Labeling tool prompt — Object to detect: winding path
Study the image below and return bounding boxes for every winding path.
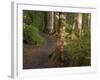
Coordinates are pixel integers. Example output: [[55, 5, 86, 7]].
[[23, 32, 57, 69]]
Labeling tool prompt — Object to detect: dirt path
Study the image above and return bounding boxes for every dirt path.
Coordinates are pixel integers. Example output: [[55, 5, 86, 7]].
[[23, 32, 57, 69]]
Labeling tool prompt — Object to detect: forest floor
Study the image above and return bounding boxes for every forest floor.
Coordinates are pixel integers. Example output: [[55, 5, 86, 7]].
[[23, 32, 57, 69]]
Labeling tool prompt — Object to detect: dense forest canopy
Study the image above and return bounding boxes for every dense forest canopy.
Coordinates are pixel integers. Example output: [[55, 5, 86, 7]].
[[23, 10, 91, 68]]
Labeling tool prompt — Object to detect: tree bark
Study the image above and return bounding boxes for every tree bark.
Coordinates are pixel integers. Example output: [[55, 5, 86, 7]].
[[43, 12, 47, 32], [72, 13, 82, 40], [50, 12, 66, 66], [88, 14, 91, 32], [46, 12, 54, 34], [57, 12, 66, 53], [77, 13, 82, 34], [54, 12, 59, 34]]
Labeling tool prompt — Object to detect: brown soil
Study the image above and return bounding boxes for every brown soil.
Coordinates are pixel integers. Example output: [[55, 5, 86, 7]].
[[23, 32, 57, 69]]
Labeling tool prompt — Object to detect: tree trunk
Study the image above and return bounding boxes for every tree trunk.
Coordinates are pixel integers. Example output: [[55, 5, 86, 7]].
[[72, 13, 82, 40], [43, 12, 47, 32], [77, 13, 82, 34], [88, 14, 91, 32], [46, 12, 54, 34], [54, 12, 59, 34], [50, 12, 66, 66], [57, 12, 66, 53]]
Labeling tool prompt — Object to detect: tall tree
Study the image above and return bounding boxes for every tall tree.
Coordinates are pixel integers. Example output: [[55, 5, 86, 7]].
[[50, 12, 66, 66], [46, 12, 54, 34], [72, 13, 82, 40], [42, 12, 47, 32], [77, 13, 82, 34], [88, 14, 91, 31], [57, 12, 66, 52], [54, 12, 59, 34]]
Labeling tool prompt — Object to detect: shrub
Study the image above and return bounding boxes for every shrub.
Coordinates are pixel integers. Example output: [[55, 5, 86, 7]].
[[64, 30, 91, 66], [66, 24, 73, 34], [23, 24, 44, 46]]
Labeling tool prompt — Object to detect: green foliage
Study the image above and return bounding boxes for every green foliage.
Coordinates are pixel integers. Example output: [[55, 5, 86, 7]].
[[65, 24, 73, 40], [23, 10, 45, 31], [64, 29, 91, 66], [82, 13, 89, 31], [66, 24, 73, 34], [66, 13, 75, 25], [23, 24, 44, 46], [23, 11, 34, 25]]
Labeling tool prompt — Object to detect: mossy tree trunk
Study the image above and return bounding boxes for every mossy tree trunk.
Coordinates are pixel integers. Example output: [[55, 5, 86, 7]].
[[50, 12, 66, 66], [57, 12, 66, 55]]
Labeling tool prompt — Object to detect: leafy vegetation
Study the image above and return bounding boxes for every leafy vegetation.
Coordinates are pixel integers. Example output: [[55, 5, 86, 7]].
[[23, 24, 44, 46], [64, 27, 90, 66]]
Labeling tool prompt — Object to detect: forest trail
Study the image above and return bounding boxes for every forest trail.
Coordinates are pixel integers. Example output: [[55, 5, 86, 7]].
[[23, 32, 57, 69]]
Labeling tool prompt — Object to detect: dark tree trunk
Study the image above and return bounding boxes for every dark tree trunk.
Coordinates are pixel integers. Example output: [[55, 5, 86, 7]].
[[43, 12, 47, 32]]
